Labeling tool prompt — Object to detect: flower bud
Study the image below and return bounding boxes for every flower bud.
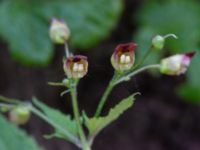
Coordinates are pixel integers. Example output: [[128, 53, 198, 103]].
[[0, 106, 10, 113], [9, 106, 31, 125], [160, 52, 196, 75], [63, 55, 88, 79], [152, 34, 178, 50], [111, 43, 137, 72], [152, 35, 165, 50], [49, 18, 70, 44]]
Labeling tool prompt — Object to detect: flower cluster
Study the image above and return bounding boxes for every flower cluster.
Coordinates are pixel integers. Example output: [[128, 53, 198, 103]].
[[0, 18, 197, 150], [49, 20, 196, 78]]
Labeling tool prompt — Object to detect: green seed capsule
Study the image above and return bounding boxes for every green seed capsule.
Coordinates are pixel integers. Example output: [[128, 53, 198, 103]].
[[9, 106, 31, 125]]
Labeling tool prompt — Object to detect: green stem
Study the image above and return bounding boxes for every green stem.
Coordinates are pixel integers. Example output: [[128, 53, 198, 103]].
[[94, 81, 114, 117], [94, 64, 160, 118], [116, 64, 161, 84], [0, 96, 20, 104], [65, 42, 70, 58], [163, 33, 178, 39], [94, 46, 153, 118], [70, 86, 90, 150], [94, 73, 119, 117], [95, 82, 114, 117]]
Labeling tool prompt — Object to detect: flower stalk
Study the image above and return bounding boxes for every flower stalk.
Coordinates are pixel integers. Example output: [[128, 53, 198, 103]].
[[64, 42, 70, 58], [116, 64, 161, 84], [70, 83, 91, 150], [94, 76, 116, 117]]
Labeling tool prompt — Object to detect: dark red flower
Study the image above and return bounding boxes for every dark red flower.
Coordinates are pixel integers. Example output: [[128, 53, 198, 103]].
[[111, 43, 137, 72]]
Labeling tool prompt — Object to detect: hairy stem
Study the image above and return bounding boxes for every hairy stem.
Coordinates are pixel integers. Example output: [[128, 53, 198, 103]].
[[0, 96, 20, 104], [65, 42, 70, 58], [70, 86, 90, 150], [94, 81, 115, 117], [94, 73, 120, 117], [94, 64, 160, 118], [116, 64, 161, 84], [163, 33, 178, 39]]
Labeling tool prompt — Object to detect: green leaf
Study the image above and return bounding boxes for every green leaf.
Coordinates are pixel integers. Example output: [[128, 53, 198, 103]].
[[134, 0, 200, 102], [0, 1, 53, 66], [177, 53, 200, 102], [0, 114, 42, 150], [178, 84, 200, 104], [32, 98, 78, 141], [0, 0, 123, 65], [84, 95, 135, 136]]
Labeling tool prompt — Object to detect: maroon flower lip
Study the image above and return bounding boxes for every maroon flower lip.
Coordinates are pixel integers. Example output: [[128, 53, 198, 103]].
[[111, 43, 136, 72], [67, 55, 88, 64], [185, 51, 196, 58], [114, 42, 137, 60], [115, 42, 138, 53]]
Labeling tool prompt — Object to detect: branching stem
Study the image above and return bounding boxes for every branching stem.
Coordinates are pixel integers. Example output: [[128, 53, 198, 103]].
[[116, 64, 161, 84], [94, 64, 160, 117]]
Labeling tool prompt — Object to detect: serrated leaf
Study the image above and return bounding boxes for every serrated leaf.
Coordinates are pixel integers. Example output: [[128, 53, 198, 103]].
[[0, 1, 53, 66], [0, 114, 42, 150], [84, 95, 135, 136], [32, 98, 78, 141], [134, 0, 200, 102]]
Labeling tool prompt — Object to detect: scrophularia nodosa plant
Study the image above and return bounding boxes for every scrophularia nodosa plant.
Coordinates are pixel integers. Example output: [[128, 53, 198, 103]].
[[0, 18, 196, 150]]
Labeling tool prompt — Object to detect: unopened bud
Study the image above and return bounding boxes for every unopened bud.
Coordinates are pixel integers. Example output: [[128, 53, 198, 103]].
[[152, 35, 165, 50], [49, 18, 70, 44], [63, 55, 88, 79], [160, 52, 196, 75], [111, 43, 137, 72], [152, 34, 178, 50], [9, 106, 31, 125]]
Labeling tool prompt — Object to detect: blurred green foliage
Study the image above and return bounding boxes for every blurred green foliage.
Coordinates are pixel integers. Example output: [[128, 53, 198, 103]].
[[134, 0, 200, 103], [0, 0, 123, 66], [0, 114, 41, 150]]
